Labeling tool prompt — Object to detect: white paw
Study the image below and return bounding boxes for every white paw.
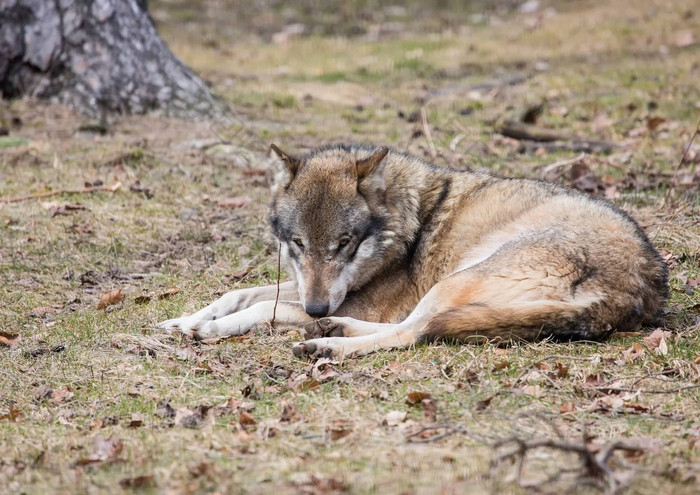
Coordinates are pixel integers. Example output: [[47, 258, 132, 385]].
[[156, 316, 204, 337]]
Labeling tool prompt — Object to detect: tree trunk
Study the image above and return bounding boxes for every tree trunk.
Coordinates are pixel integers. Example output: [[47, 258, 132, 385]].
[[0, 0, 228, 118]]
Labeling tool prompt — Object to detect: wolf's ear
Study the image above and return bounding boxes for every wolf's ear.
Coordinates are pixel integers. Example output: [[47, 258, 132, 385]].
[[356, 148, 389, 181], [270, 144, 301, 178]]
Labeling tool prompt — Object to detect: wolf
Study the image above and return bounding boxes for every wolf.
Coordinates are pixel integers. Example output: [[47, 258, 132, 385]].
[[157, 144, 668, 359]]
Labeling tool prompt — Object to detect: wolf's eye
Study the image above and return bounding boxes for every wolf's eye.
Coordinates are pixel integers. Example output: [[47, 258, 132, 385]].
[[337, 236, 351, 251], [293, 238, 304, 249]]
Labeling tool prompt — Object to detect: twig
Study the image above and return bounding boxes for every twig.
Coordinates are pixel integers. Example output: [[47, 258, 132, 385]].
[[270, 232, 282, 329], [590, 383, 700, 395], [406, 424, 461, 443], [491, 426, 648, 494], [663, 117, 700, 206], [0, 182, 122, 204], [420, 107, 437, 159]]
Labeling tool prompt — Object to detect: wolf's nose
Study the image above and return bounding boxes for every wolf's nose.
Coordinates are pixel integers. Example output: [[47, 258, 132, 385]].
[[305, 303, 329, 317]]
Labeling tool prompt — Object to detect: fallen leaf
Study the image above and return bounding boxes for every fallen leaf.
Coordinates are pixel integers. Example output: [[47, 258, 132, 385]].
[[119, 475, 155, 489], [675, 30, 695, 48], [30, 306, 59, 317], [75, 435, 123, 466], [155, 400, 175, 419], [492, 360, 509, 371], [643, 328, 671, 354], [312, 358, 338, 383], [474, 396, 494, 412], [280, 403, 301, 423], [421, 397, 438, 423], [620, 342, 645, 363], [129, 413, 144, 428], [625, 402, 651, 413], [216, 196, 251, 208], [646, 116, 666, 132], [551, 362, 569, 378], [0, 404, 23, 422], [327, 419, 353, 441], [50, 387, 74, 404], [0, 331, 20, 348], [214, 398, 255, 417], [522, 384, 543, 397], [406, 391, 432, 406], [559, 402, 576, 414], [175, 405, 213, 429], [382, 410, 407, 426], [239, 411, 257, 430], [97, 289, 124, 310], [129, 181, 153, 198], [41, 201, 87, 217]]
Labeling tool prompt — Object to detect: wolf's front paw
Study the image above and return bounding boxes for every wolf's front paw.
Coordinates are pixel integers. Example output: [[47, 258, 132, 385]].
[[315, 317, 347, 337], [156, 316, 203, 338], [292, 338, 344, 359]]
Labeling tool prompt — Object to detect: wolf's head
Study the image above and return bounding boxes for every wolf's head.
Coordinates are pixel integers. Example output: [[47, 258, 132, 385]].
[[267, 144, 399, 317]]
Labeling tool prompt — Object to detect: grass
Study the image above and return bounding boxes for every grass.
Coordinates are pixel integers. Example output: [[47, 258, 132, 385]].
[[1, 0, 700, 493]]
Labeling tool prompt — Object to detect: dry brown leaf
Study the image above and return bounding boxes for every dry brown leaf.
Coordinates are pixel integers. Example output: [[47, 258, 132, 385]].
[[474, 395, 494, 412], [406, 391, 432, 406], [620, 342, 645, 363], [327, 419, 353, 441], [128, 413, 144, 428], [312, 358, 338, 383], [0, 331, 20, 348], [643, 328, 671, 354], [382, 410, 407, 426], [551, 362, 569, 379], [625, 402, 651, 413], [239, 411, 257, 429], [50, 387, 74, 404], [97, 289, 124, 309], [522, 384, 542, 397], [0, 404, 23, 422], [155, 400, 175, 419], [119, 475, 155, 489], [217, 196, 251, 208], [492, 360, 509, 371], [30, 306, 59, 317], [646, 116, 666, 132], [175, 405, 212, 429], [75, 435, 123, 466], [421, 397, 438, 423], [280, 403, 301, 423], [559, 402, 576, 414]]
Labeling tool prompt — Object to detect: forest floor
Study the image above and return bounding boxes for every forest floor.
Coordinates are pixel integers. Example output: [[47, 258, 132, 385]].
[[1, 0, 699, 493]]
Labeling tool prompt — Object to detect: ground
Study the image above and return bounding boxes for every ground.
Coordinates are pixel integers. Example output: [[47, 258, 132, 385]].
[[1, 0, 699, 493]]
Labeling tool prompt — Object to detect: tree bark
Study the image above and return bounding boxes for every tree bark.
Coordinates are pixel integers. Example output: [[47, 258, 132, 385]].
[[0, 0, 228, 118]]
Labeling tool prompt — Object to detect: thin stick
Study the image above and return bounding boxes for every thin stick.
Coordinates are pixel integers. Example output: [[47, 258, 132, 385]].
[[663, 117, 700, 206], [0, 182, 122, 204], [270, 232, 282, 329], [420, 107, 437, 159], [591, 383, 700, 395]]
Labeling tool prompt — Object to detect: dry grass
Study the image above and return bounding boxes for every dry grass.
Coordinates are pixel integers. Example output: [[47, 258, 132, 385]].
[[1, 0, 700, 493]]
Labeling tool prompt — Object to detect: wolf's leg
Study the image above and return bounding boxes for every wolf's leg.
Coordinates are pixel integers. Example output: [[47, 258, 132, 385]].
[[314, 316, 395, 337], [292, 251, 599, 358], [192, 300, 314, 339], [157, 281, 298, 334]]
